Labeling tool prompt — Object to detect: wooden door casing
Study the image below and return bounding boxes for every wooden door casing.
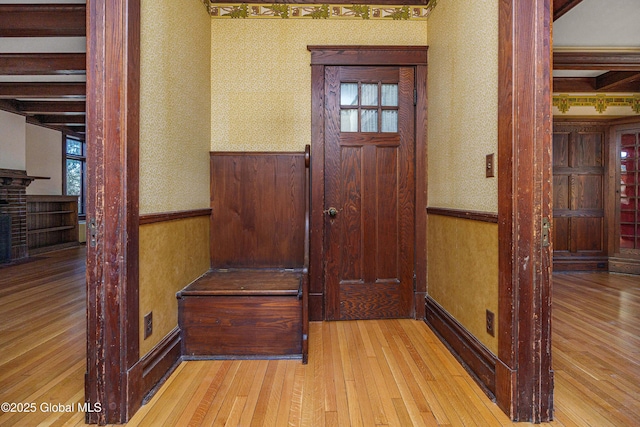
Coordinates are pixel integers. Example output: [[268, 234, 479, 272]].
[[553, 123, 608, 270], [324, 65, 415, 320]]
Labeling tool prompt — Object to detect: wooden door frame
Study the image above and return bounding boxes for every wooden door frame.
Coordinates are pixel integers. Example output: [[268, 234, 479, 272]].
[[307, 46, 429, 322], [85, 0, 141, 423], [497, 0, 553, 421]]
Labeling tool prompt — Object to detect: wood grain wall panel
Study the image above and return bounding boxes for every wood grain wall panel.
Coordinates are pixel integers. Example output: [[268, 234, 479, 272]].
[[553, 217, 570, 252], [210, 153, 306, 269], [553, 122, 608, 271], [553, 133, 569, 167], [574, 217, 603, 252], [574, 175, 602, 210], [180, 296, 302, 357], [553, 176, 569, 210]]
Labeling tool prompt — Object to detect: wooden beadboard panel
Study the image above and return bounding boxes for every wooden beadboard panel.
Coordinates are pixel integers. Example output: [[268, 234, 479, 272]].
[[210, 152, 306, 269]]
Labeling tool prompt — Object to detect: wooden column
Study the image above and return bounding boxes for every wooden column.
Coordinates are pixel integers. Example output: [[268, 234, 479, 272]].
[[85, 0, 140, 423], [497, 0, 553, 422]]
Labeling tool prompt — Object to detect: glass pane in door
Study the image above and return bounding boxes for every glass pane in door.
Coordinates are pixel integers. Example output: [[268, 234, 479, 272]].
[[620, 132, 640, 250]]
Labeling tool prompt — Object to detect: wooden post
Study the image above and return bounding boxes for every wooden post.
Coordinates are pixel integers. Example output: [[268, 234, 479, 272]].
[[85, 0, 140, 423], [497, 0, 554, 421]]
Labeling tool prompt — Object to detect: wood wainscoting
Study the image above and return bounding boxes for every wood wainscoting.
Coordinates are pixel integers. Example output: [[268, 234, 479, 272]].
[[177, 150, 310, 362], [552, 121, 609, 271]]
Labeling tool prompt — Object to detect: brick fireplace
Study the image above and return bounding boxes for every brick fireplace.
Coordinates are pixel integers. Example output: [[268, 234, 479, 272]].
[[0, 169, 37, 263]]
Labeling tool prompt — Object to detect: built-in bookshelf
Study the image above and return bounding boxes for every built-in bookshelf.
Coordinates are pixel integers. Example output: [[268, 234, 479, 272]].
[[26, 195, 79, 254]]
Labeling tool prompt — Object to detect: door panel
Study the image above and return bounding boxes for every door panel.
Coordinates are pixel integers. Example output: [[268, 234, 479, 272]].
[[324, 65, 415, 320]]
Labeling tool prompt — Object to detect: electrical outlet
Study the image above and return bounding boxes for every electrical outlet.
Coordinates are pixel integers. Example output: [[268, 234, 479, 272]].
[[144, 312, 153, 339], [486, 310, 495, 337]]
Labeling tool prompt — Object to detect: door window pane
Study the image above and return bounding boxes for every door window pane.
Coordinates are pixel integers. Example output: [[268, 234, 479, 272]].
[[381, 110, 398, 133], [341, 109, 358, 132], [341, 83, 358, 106], [361, 110, 378, 132], [361, 84, 378, 106], [381, 84, 398, 106]]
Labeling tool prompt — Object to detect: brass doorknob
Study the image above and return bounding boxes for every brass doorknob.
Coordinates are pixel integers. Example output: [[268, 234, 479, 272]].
[[327, 207, 338, 217]]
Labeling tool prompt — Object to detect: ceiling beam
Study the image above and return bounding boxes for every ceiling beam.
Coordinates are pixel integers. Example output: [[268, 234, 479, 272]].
[[596, 71, 640, 91], [553, 76, 640, 93], [0, 4, 86, 37], [17, 101, 86, 115], [0, 83, 86, 99], [0, 53, 86, 75], [36, 115, 86, 125], [553, 0, 584, 21], [553, 77, 595, 92], [554, 51, 640, 71]]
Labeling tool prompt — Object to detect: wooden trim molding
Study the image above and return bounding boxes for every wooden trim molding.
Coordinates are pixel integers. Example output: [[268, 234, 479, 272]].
[[425, 297, 497, 398], [309, 46, 428, 66], [139, 208, 212, 225], [553, 50, 640, 71], [132, 328, 182, 405], [427, 207, 498, 223]]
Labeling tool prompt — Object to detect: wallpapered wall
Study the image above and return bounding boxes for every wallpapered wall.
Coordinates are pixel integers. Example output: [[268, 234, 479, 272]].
[[427, 0, 498, 213], [138, 0, 212, 356], [140, 0, 211, 214], [210, 19, 428, 152], [426, 0, 499, 353]]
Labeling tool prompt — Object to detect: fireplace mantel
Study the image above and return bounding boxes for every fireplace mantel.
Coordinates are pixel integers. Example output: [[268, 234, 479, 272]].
[[0, 168, 46, 262], [0, 169, 48, 188]]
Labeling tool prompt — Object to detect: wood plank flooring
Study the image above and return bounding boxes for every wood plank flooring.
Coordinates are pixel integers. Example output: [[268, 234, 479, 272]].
[[0, 248, 86, 426], [1, 248, 639, 426]]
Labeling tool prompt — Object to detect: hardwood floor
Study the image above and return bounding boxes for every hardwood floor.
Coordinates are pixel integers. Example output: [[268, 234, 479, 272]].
[[0, 247, 86, 426], [1, 248, 638, 426]]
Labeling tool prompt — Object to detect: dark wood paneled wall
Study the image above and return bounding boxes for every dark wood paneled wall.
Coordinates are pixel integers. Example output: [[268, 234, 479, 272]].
[[553, 122, 608, 271], [210, 152, 306, 269]]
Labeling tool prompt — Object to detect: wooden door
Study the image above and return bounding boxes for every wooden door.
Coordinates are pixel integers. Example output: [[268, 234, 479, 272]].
[[324, 66, 415, 320], [552, 123, 607, 270]]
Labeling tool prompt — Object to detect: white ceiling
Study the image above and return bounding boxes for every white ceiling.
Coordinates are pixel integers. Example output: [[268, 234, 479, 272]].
[[553, 0, 640, 48]]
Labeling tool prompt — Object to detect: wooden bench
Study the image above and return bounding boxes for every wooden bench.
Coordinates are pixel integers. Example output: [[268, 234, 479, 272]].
[[177, 147, 310, 363]]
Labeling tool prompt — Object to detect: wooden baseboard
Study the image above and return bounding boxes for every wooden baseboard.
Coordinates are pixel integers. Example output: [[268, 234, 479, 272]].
[[127, 327, 182, 414], [414, 291, 426, 319], [425, 297, 497, 398], [553, 257, 609, 271], [309, 293, 323, 321], [609, 256, 640, 275]]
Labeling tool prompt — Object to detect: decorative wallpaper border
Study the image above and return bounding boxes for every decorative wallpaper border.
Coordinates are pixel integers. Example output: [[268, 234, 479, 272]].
[[553, 94, 640, 115], [202, 0, 437, 19]]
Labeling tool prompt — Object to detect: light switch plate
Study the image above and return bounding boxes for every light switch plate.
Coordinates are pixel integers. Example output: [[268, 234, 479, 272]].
[[486, 153, 495, 178]]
